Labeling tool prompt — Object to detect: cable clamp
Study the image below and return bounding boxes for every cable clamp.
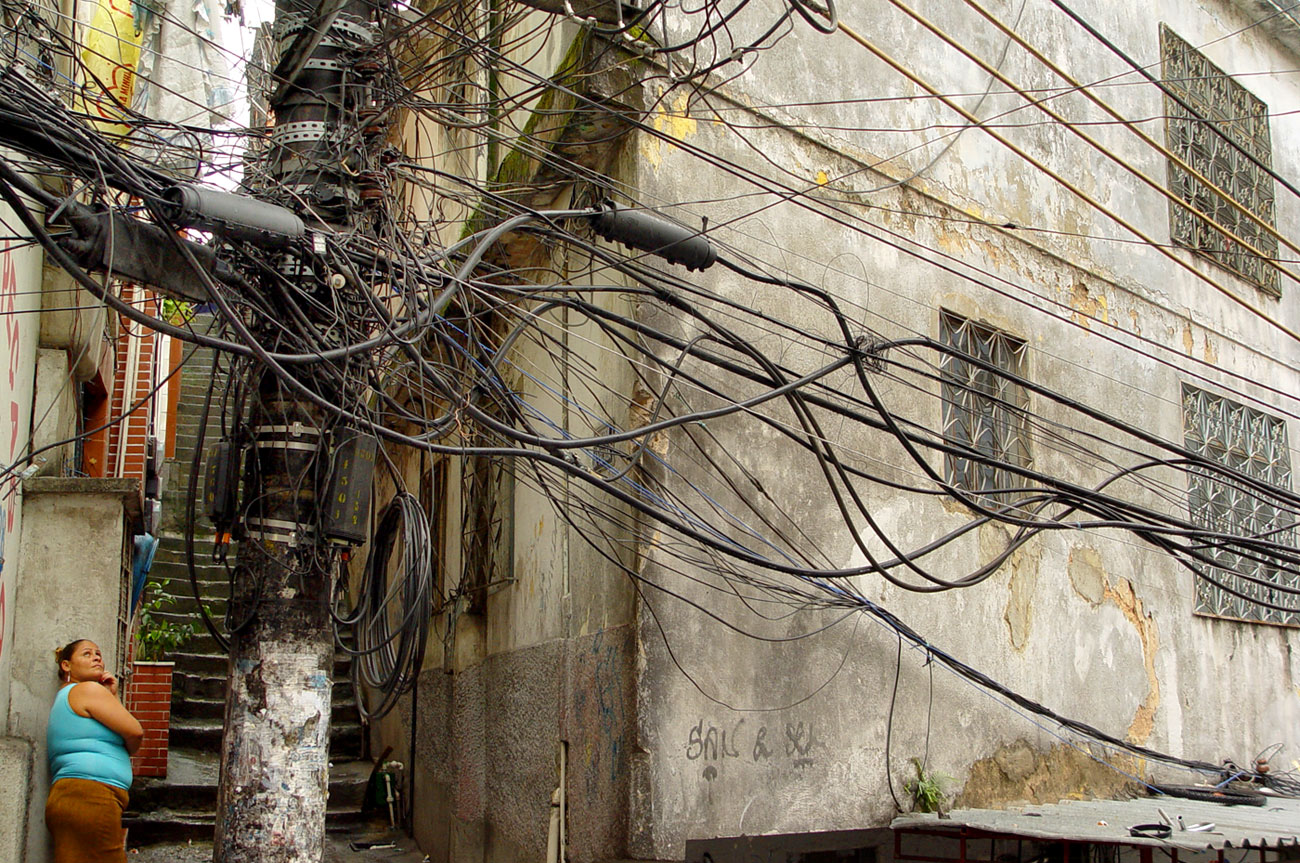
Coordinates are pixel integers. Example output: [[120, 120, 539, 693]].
[[851, 335, 887, 372], [618, 30, 653, 56], [254, 423, 323, 438], [252, 439, 322, 454], [562, 0, 597, 26], [244, 516, 315, 546]]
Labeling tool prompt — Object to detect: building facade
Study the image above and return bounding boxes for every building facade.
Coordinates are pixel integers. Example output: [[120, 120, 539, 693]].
[[366, 0, 1300, 861]]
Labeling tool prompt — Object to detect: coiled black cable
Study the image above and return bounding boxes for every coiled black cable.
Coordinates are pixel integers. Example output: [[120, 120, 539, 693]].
[[336, 491, 433, 720]]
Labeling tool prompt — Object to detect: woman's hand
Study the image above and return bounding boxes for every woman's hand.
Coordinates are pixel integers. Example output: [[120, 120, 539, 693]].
[[98, 673, 118, 697], [69, 681, 144, 754]]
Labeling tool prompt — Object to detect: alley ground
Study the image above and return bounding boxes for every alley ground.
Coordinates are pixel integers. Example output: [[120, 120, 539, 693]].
[[128, 829, 427, 863]]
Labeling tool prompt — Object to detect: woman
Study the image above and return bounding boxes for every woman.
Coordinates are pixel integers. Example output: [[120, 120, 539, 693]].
[[46, 639, 143, 863]]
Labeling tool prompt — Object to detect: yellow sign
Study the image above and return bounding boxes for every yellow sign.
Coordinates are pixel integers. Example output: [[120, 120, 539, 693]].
[[80, 0, 140, 138]]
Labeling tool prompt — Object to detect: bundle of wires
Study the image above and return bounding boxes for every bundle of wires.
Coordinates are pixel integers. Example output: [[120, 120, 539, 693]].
[[335, 492, 433, 721]]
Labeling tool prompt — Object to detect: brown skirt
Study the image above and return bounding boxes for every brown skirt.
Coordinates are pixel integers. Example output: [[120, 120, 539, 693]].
[[46, 777, 129, 863]]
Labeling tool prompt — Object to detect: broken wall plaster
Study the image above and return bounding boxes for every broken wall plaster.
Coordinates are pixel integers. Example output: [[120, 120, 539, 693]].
[[1068, 545, 1159, 744], [955, 740, 1140, 808]]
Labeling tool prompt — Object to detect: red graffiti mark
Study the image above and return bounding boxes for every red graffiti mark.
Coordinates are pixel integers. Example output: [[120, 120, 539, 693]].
[[1, 245, 15, 391], [8, 402, 16, 462]]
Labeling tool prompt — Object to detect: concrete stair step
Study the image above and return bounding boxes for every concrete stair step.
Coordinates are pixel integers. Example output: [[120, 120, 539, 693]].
[[151, 542, 227, 564], [174, 671, 229, 700], [153, 594, 229, 619], [169, 717, 364, 758], [125, 808, 382, 847], [127, 748, 371, 814], [169, 655, 351, 681], [172, 691, 359, 723]]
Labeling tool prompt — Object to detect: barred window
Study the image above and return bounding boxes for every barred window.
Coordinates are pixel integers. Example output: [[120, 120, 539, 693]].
[[1161, 25, 1278, 294], [1183, 385, 1297, 625], [939, 311, 1031, 499]]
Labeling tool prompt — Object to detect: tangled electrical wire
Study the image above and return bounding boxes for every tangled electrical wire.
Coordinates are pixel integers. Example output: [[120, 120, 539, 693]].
[[1, 0, 1298, 767]]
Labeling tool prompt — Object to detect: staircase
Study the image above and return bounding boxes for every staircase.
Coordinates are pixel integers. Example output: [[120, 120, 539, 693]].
[[124, 326, 374, 846]]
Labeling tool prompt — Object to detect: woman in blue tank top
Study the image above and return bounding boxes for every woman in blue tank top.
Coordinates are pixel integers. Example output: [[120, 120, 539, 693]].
[[46, 639, 144, 863]]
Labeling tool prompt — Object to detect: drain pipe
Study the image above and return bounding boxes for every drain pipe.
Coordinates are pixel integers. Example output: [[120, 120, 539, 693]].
[[546, 742, 567, 863], [546, 788, 560, 863]]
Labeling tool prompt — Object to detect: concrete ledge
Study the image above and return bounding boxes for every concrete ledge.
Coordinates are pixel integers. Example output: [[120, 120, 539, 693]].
[[23, 476, 143, 531]]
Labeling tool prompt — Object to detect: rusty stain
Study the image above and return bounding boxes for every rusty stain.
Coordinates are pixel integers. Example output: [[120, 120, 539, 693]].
[[1203, 335, 1218, 364], [1182, 321, 1195, 354]]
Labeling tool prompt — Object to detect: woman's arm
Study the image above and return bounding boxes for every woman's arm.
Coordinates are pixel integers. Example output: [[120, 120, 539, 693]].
[[68, 682, 145, 754]]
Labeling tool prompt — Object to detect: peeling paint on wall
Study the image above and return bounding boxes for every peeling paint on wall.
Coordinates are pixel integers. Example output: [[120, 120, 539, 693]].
[[1068, 545, 1159, 744], [956, 740, 1139, 808], [641, 90, 699, 170], [1069, 282, 1109, 328], [1106, 577, 1160, 744]]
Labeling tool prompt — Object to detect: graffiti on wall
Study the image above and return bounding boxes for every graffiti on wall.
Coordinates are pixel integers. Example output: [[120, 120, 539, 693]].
[[576, 629, 627, 799], [685, 715, 824, 783], [0, 240, 23, 662]]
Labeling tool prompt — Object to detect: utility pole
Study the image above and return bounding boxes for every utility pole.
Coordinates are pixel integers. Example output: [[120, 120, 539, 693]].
[[213, 0, 383, 858]]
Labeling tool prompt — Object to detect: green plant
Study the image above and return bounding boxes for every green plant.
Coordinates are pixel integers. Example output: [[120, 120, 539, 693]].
[[905, 758, 952, 814], [160, 298, 195, 325], [134, 579, 196, 662]]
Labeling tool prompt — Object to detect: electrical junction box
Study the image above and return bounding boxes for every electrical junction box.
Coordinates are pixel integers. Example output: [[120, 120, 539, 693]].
[[324, 433, 378, 544], [204, 441, 240, 526]]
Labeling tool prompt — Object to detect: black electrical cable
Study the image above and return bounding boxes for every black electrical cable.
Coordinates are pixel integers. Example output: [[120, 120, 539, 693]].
[[341, 491, 432, 720]]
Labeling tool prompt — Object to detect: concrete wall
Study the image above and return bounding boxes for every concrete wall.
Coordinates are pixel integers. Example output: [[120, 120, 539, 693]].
[[0, 206, 47, 863], [369, 258, 641, 862], [0, 218, 46, 726], [619, 0, 1300, 858], [372, 1, 1300, 860], [8, 478, 138, 863]]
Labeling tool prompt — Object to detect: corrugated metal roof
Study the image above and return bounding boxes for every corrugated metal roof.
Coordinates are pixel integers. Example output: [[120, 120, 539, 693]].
[[892, 794, 1300, 850]]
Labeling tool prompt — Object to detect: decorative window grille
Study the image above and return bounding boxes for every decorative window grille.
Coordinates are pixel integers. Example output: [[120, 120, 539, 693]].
[[1182, 384, 1297, 625], [1161, 25, 1278, 294], [939, 311, 1031, 499]]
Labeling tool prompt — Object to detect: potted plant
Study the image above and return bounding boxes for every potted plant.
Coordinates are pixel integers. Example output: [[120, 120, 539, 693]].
[[126, 579, 196, 778]]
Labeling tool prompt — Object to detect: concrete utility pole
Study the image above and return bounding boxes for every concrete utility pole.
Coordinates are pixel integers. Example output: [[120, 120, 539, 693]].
[[213, 0, 382, 858]]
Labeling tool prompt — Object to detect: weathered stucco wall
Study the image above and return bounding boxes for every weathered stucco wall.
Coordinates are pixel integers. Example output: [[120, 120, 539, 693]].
[[0, 218, 45, 725], [9, 478, 137, 863], [367, 241, 639, 862], [0, 203, 47, 863], [621, 0, 1300, 858], [373, 1, 1300, 859]]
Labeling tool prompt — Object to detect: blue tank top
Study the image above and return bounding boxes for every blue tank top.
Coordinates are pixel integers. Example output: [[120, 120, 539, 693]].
[[46, 684, 133, 790]]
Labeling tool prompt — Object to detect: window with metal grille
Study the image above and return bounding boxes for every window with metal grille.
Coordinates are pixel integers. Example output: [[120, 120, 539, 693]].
[[1182, 384, 1297, 625], [939, 311, 1031, 499], [1161, 25, 1278, 294]]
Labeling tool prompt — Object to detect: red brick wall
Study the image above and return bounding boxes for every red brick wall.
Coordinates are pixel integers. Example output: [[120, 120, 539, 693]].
[[125, 662, 173, 778], [105, 286, 163, 488]]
